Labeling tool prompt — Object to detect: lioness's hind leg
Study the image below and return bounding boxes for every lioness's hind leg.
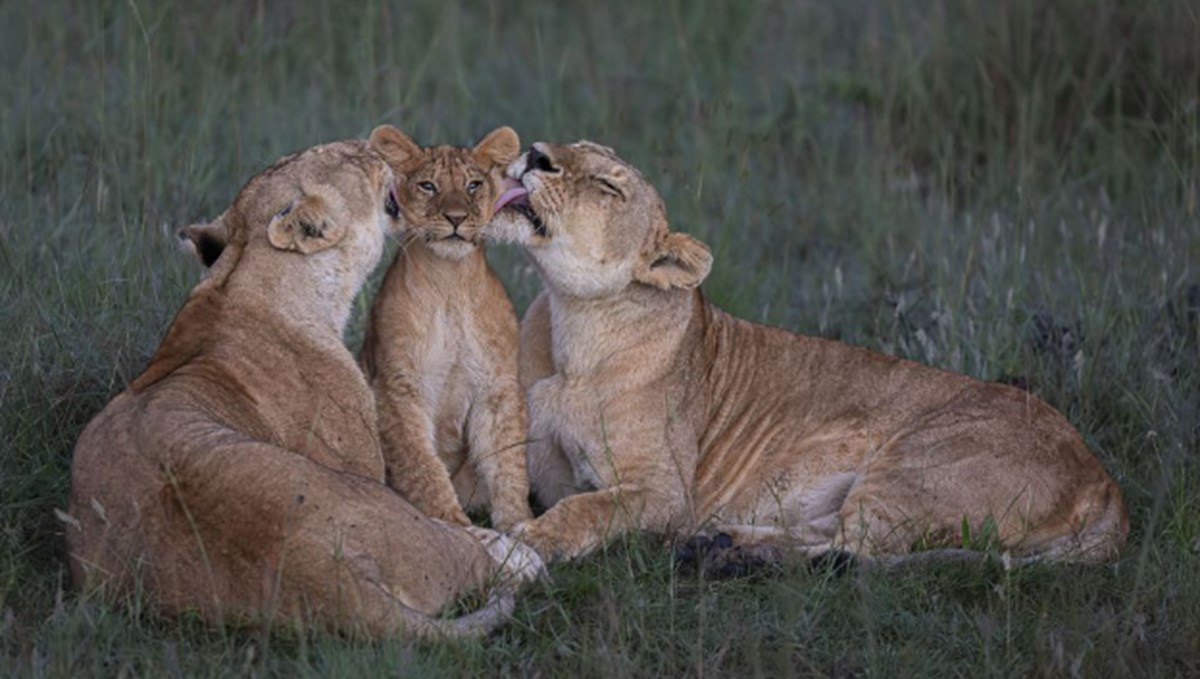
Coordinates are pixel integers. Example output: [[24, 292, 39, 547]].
[[832, 427, 1125, 561], [160, 441, 505, 638], [1001, 474, 1128, 563], [703, 471, 856, 558]]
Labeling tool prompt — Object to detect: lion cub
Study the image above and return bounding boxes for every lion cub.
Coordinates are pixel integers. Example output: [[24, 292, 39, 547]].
[[361, 125, 532, 531]]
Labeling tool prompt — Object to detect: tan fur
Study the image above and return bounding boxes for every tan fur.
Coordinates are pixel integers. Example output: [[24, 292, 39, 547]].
[[66, 140, 543, 640], [360, 125, 532, 530], [489, 141, 1129, 564]]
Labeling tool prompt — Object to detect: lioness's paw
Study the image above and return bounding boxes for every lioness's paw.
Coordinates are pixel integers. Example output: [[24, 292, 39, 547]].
[[509, 519, 569, 563], [490, 505, 534, 533], [510, 520, 531, 539], [466, 526, 549, 586]]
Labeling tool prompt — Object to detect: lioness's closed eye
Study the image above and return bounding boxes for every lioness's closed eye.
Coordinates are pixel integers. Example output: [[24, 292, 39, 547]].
[[489, 140, 1127, 568], [360, 124, 534, 532]]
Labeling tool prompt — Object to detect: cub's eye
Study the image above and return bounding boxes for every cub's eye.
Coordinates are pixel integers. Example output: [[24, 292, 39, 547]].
[[417, 181, 437, 194], [384, 191, 400, 218], [466, 179, 483, 194]]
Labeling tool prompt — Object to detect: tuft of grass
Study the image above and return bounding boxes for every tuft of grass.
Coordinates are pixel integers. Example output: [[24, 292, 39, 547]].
[[2, 0, 1198, 675]]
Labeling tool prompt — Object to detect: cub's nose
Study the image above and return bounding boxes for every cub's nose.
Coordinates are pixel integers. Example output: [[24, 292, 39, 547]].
[[444, 211, 467, 227], [526, 145, 559, 175]]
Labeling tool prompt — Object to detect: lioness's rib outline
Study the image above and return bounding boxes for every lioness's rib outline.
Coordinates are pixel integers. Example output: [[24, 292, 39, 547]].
[[488, 140, 1128, 566]]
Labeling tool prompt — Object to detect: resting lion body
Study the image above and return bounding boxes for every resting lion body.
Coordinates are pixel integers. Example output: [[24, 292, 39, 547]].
[[490, 141, 1129, 565], [360, 125, 532, 530], [67, 140, 541, 639]]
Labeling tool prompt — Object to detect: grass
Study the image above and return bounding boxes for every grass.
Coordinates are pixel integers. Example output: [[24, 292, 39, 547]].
[[2, 0, 1198, 675]]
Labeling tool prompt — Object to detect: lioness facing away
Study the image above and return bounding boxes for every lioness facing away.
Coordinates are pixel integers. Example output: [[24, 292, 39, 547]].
[[66, 139, 542, 639], [360, 125, 533, 531], [489, 141, 1128, 565]]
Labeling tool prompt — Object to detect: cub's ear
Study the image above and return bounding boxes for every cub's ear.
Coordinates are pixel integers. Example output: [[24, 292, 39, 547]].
[[634, 230, 713, 290], [369, 124, 421, 167], [267, 188, 347, 254], [178, 217, 228, 268], [472, 126, 521, 168]]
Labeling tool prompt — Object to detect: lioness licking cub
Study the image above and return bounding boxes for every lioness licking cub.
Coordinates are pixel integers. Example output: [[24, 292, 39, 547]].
[[67, 139, 542, 639], [490, 141, 1128, 566]]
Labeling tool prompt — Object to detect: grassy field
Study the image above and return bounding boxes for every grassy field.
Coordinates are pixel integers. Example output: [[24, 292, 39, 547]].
[[2, 0, 1198, 675]]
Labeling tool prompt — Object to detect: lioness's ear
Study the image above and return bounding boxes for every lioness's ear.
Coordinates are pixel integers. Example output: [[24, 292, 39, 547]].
[[635, 231, 713, 290], [267, 190, 347, 254], [472, 126, 521, 168], [178, 217, 228, 268], [369, 124, 421, 167]]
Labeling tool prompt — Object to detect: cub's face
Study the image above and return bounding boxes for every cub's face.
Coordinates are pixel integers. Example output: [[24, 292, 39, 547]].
[[490, 141, 712, 298], [369, 125, 520, 259]]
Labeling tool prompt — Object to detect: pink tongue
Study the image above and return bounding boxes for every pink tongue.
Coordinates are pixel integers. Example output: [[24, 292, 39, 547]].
[[494, 182, 528, 211]]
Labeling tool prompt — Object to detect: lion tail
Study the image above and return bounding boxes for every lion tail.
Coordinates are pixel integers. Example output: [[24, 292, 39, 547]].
[[389, 586, 516, 641]]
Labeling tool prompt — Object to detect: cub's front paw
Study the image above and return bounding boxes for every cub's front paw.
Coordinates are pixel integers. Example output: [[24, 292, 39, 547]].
[[437, 506, 472, 527]]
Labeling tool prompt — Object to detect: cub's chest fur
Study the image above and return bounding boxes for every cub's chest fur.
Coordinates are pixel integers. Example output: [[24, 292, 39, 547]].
[[361, 235, 530, 528], [416, 304, 483, 437]]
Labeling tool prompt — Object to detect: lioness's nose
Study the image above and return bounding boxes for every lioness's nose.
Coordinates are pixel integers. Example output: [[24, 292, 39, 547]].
[[444, 211, 467, 227], [526, 145, 559, 175]]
